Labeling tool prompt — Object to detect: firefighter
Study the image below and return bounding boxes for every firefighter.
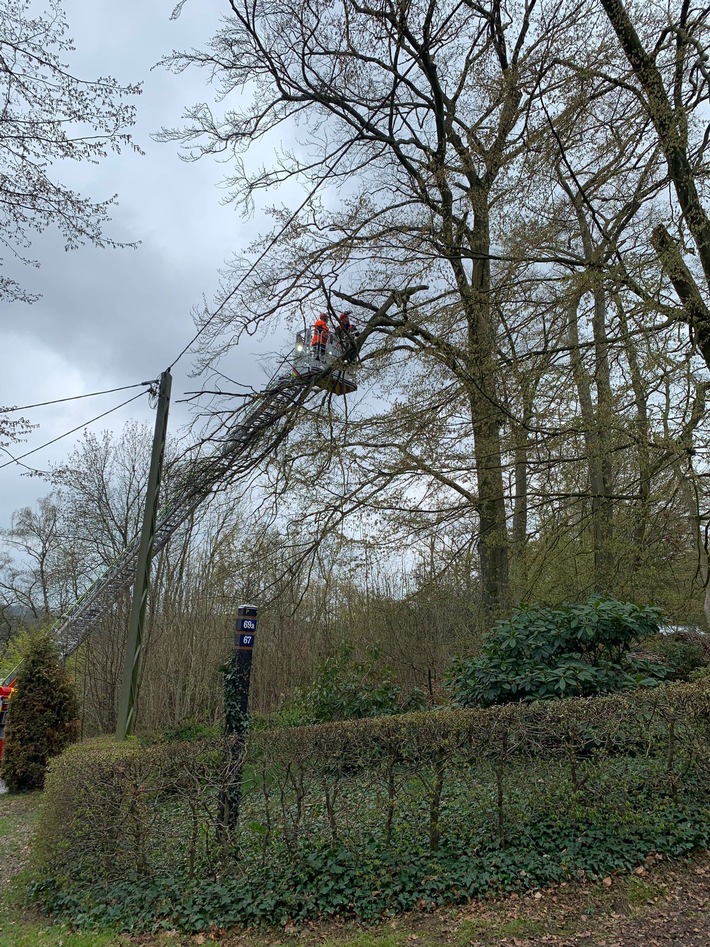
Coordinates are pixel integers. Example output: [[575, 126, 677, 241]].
[[312, 313, 329, 359], [338, 310, 354, 334], [337, 310, 357, 359]]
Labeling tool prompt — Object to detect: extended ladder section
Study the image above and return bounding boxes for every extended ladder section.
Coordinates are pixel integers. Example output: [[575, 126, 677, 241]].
[[48, 371, 317, 661]]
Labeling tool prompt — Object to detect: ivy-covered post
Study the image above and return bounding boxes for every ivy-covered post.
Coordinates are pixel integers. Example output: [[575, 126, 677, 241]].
[[219, 604, 257, 835]]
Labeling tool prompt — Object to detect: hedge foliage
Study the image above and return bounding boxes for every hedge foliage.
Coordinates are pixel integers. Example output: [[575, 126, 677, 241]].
[[30, 681, 710, 932]]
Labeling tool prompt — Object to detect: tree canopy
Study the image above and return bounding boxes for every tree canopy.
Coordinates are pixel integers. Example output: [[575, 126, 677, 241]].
[[159, 0, 710, 623]]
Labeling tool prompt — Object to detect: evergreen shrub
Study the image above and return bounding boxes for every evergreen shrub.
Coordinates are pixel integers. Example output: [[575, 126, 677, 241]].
[[0, 634, 79, 792], [287, 646, 428, 723], [446, 598, 667, 707], [644, 633, 709, 681]]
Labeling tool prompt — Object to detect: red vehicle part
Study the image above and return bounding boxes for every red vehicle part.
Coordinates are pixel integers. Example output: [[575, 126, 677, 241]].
[[0, 683, 15, 759]]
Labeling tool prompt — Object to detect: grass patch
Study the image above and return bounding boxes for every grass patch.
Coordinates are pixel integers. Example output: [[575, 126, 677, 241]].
[[0, 921, 126, 947], [619, 875, 665, 918], [623, 875, 664, 907], [455, 916, 546, 944], [0, 792, 131, 947]]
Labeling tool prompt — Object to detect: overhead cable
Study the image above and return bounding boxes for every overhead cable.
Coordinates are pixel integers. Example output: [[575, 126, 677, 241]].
[[0, 390, 149, 472], [2, 381, 154, 414], [168, 141, 354, 371]]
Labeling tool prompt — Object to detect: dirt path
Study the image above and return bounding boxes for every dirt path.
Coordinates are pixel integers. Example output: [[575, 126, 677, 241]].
[[572, 864, 710, 946], [355, 855, 710, 947]]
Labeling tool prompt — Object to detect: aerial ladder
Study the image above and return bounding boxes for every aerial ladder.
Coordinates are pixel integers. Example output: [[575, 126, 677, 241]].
[[0, 329, 357, 688]]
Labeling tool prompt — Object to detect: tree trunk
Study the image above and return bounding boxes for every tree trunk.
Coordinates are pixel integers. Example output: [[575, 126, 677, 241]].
[[511, 390, 532, 603], [615, 299, 652, 552], [672, 384, 710, 627], [464, 197, 509, 619], [566, 291, 614, 591]]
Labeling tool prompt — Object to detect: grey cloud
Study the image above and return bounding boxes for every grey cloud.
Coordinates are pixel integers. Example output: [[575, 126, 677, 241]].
[[0, 0, 280, 527]]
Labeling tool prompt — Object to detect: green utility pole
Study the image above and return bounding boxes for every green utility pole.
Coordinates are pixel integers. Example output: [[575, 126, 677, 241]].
[[116, 369, 172, 740]]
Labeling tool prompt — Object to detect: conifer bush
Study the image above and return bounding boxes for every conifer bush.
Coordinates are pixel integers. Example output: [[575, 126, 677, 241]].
[[0, 634, 79, 792]]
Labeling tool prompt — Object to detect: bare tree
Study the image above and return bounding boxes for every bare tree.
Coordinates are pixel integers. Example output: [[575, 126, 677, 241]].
[[596, 0, 710, 368], [0, 0, 141, 303], [0, 495, 64, 620], [160, 0, 614, 618]]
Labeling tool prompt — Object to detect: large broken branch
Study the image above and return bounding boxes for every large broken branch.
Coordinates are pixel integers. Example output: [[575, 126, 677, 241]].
[[651, 223, 710, 368]]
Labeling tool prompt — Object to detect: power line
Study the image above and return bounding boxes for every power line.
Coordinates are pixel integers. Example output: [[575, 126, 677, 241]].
[[168, 141, 354, 371], [0, 390, 149, 472], [2, 381, 154, 414]]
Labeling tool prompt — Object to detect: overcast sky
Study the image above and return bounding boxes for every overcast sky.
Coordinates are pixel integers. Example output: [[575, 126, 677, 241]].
[[0, 0, 289, 525]]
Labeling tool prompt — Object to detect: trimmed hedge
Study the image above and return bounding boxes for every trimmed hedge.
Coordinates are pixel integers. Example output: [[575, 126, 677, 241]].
[[30, 682, 710, 932]]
